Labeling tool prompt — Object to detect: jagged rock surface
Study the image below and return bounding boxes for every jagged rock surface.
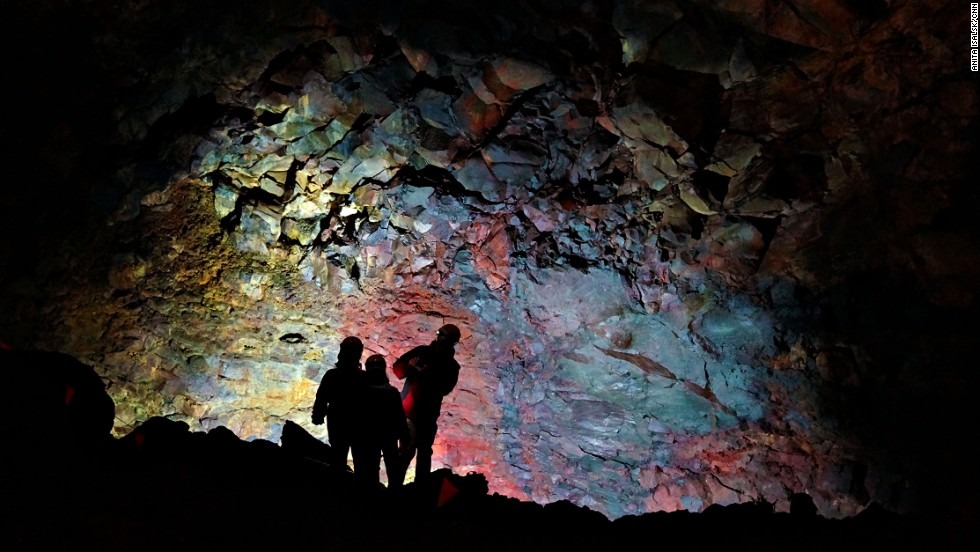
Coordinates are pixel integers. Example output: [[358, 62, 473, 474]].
[[1, 351, 963, 550], [1, 0, 977, 521]]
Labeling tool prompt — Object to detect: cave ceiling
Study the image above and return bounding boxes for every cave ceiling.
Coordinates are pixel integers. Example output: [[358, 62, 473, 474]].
[[2, 0, 977, 519]]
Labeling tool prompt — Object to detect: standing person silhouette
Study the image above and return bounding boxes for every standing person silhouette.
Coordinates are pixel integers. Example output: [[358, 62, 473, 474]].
[[352, 354, 409, 491], [391, 324, 462, 486], [311, 336, 365, 471]]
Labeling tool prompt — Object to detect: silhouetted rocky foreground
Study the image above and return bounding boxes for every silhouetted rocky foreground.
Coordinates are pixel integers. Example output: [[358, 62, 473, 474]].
[[1, 350, 973, 551]]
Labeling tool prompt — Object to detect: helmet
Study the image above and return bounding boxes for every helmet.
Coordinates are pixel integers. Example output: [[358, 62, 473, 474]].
[[436, 324, 461, 344], [365, 354, 386, 370], [338, 336, 363, 362], [340, 336, 363, 351]]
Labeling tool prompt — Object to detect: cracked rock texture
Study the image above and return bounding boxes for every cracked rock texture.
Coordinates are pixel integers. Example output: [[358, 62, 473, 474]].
[[2, 0, 977, 520]]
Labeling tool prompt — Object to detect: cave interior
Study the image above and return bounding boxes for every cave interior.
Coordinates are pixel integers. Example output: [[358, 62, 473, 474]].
[[2, 0, 978, 546]]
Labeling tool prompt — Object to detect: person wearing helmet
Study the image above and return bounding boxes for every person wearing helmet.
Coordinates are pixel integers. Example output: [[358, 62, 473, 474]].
[[391, 323, 462, 486], [312, 335, 365, 471], [352, 354, 409, 491]]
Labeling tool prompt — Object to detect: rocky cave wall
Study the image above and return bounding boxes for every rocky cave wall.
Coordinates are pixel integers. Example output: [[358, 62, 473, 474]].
[[2, 0, 977, 520]]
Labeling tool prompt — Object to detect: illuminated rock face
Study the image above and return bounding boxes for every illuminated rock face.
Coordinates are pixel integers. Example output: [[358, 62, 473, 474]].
[[2, 0, 976, 519]]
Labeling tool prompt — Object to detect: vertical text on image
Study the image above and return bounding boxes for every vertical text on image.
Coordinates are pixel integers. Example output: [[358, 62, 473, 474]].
[[972, 3, 979, 71]]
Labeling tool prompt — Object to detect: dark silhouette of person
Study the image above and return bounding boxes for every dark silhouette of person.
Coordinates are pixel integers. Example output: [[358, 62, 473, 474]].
[[311, 336, 365, 470], [391, 323, 462, 486], [352, 354, 409, 491]]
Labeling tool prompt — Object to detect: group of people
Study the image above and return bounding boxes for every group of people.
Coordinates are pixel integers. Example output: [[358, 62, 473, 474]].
[[311, 323, 462, 490]]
